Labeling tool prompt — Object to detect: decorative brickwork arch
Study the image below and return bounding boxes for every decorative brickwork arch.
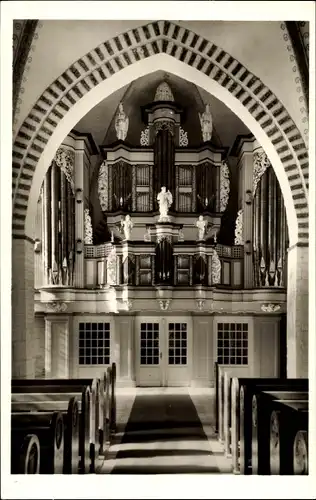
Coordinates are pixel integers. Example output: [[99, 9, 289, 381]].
[[12, 20, 309, 246]]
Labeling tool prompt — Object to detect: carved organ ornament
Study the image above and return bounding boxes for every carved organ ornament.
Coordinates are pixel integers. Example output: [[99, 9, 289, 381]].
[[220, 161, 230, 213], [55, 147, 75, 194], [234, 209, 244, 246], [84, 209, 93, 244]]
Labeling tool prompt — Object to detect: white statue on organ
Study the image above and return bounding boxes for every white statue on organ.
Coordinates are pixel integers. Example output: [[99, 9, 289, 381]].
[[157, 186, 173, 221], [196, 215, 207, 241], [115, 102, 129, 141], [199, 104, 213, 142], [121, 214, 133, 240]]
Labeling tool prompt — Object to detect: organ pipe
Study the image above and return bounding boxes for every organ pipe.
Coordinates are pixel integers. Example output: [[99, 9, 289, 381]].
[[43, 174, 51, 284], [60, 170, 67, 266], [267, 167, 273, 261], [39, 161, 75, 287], [153, 128, 175, 208], [253, 165, 288, 288], [50, 162, 58, 280]]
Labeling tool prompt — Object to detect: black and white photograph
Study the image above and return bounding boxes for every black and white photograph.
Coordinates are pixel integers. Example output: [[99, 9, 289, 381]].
[[1, 1, 315, 498]]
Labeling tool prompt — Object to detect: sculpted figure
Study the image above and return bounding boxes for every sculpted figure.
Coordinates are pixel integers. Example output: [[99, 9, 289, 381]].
[[157, 186, 173, 220], [121, 214, 133, 240], [196, 215, 207, 241], [115, 102, 129, 141], [199, 104, 213, 142]]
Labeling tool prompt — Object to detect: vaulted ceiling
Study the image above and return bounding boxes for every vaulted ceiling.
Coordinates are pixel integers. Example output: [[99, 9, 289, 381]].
[[74, 70, 250, 150]]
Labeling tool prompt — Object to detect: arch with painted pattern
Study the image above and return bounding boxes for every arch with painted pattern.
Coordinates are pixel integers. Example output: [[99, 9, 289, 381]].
[[12, 20, 309, 246]]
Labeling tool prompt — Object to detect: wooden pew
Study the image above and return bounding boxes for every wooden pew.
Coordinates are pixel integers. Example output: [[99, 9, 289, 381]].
[[223, 371, 233, 456], [231, 378, 308, 474], [12, 382, 92, 473], [11, 433, 40, 474], [107, 363, 117, 435], [293, 430, 309, 475], [217, 365, 226, 443], [270, 399, 308, 475], [11, 412, 64, 474], [12, 396, 80, 474], [214, 362, 219, 434], [252, 391, 308, 474]]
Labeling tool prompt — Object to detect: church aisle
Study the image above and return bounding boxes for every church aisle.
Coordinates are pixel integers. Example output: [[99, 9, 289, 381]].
[[97, 388, 233, 474]]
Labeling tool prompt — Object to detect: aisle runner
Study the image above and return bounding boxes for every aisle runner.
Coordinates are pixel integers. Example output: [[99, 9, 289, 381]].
[[110, 393, 220, 474]]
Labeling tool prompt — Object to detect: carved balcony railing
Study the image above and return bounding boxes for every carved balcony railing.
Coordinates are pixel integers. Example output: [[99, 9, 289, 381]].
[[83, 242, 244, 289]]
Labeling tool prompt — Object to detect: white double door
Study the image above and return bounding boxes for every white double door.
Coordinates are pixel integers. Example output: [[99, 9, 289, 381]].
[[136, 316, 192, 387]]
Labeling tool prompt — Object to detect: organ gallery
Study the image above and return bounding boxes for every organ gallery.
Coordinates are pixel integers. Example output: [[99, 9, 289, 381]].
[[33, 79, 288, 386]]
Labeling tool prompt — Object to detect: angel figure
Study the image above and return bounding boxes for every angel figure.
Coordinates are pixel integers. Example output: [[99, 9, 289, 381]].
[[115, 102, 129, 141], [157, 186, 173, 221], [121, 214, 134, 240], [199, 104, 213, 142]]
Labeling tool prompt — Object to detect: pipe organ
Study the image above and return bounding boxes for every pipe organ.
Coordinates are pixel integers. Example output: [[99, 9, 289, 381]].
[[34, 83, 288, 297]]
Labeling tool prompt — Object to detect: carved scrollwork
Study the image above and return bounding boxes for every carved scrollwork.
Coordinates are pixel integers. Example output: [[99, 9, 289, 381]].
[[196, 299, 205, 311], [179, 127, 188, 147], [211, 249, 221, 284], [253, 150, 271, 194], [234, 209, 244, 245], [55, 147, 75, 194], [84, 208, 93, 244], [261, 303, 281, 312], [220, 161, 230, 212], [158, 299, 171, 311], [154, 120, 174, 136], [107, 246, 117, 285], [157, 234, 172, 244], [140, 126, 150, 146], [46, 301, 67, 313], [98, 160, 109, 211]]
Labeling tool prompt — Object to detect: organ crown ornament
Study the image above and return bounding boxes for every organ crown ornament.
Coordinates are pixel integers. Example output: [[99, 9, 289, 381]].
[[115, 102, 129, 141], [154, 81, 174, 102], [199, 104, 213, 142]]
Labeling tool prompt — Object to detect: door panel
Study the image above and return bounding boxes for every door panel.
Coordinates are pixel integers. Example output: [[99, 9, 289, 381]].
[[137, 321, 162, 386], [166, 321, 191, 386], [136, 317, 192, 387]]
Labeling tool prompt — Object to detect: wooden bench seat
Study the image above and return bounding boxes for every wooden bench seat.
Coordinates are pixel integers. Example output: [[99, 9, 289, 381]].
[[230, 377, 308, 474], [12, 396, 80, 474], [11, 433, 40, 474], [11, 411, 64, 474], [12, 384, 92, 473]]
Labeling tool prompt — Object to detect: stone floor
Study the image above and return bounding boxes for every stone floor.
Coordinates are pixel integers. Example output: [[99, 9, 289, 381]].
[[97, 387, 233, 474]]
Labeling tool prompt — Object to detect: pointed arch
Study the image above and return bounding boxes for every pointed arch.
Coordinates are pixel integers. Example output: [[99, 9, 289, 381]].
[[12, 21, 309, 246]]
